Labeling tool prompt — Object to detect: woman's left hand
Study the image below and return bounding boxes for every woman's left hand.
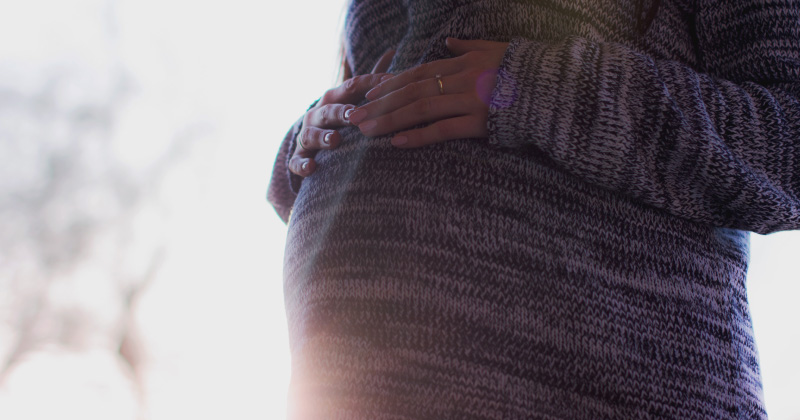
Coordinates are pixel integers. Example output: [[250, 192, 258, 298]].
[[346, 38, 509, 148]]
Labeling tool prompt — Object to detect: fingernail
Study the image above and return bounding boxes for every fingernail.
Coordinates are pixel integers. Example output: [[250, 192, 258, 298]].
[[380, 74, 394, 82], [359, 120, 377, 133], [344, 108, 354, 121], [301, 161, 308, 171], [323, 132, 332, 144], [365, 87, 379, 101], [348, 109, 366, 125], [391, 136, 408, 146]]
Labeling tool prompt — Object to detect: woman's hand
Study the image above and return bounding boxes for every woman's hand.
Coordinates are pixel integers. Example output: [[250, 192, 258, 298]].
[[290, 49, 396, 176], [347, 38, 509, 148]]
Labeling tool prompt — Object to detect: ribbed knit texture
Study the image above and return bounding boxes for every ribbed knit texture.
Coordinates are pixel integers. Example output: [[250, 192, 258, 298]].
[[268, 0, 800, 418]]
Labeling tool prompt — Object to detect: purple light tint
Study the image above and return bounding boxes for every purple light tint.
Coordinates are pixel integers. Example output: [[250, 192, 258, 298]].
[[486, 68, 518, 109]]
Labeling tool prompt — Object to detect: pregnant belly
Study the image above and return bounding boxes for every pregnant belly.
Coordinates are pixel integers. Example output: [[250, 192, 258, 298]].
[[285, 127, 565, 289], [281, 128, 748, 420]]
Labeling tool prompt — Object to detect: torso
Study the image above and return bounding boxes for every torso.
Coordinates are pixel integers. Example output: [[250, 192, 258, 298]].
[[284, 1, 765, 418]]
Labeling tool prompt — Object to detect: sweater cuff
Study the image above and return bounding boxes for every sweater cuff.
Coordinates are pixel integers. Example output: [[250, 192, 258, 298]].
[[487, 37, 553, 149]]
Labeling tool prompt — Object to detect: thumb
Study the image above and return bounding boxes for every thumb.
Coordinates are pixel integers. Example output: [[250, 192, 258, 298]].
[[445, 37, 503, 55]]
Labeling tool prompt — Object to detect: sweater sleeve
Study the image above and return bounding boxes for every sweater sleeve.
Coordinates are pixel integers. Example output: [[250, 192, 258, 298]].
[[487, 0, 800, 234]]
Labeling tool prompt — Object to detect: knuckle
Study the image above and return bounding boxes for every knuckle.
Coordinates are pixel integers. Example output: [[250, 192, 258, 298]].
[[309, 107, 324, 126], [343, 78, 356, 95], [316, 107, 327, 126], [414, 98, 432, 115], [321, 105, 335, 126], [321, 89, 336, 104], [332, 106, 344, 125], [409, 65, 426, 80], [300, 128, 312, 149], [361, 74, 376, 86], [314, 107, 326, 126]]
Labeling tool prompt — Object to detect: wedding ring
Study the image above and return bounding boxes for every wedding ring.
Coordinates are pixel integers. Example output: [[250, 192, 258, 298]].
[[435, 74, 444, 95]]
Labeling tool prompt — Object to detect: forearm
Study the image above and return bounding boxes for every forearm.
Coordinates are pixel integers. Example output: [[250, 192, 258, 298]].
[[488, 30, 800, 233]]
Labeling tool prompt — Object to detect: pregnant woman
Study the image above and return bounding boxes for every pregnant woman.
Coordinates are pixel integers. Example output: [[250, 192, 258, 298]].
[[268, 1, 800, 418]]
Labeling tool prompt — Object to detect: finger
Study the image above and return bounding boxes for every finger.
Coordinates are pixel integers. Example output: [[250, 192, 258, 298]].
[[365, 57, 463, 101], [342, 57, 353, 81], [371, 49, 396, 74], [357, 93, 475, 137], [352, 74, 465, 124], [320, 73, 393, 106], [445, 37, 509, 55], [390, 115, 488, 148], [307, 103, 359, 128], [289, 154, 317, 177], [297, 127, 341, 152]]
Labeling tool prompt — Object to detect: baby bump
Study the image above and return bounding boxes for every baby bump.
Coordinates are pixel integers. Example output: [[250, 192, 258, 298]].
[[284, 128, 568, 311], [282, 128, 745, 419], [282, 130, 571, 418]]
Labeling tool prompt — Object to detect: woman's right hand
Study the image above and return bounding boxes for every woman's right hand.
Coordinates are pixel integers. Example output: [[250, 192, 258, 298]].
[[290, 49, 396, 177]]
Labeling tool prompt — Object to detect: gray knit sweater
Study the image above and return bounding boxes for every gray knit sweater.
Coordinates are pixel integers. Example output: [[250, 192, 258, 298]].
[[268, 0, 800, 418]]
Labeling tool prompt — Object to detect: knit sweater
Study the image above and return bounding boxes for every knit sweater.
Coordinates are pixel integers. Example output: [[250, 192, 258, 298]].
[[268, 1, 800, 419]]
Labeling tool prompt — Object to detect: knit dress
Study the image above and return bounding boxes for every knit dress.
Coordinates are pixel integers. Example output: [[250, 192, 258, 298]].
[[267, 0, 800, 418]]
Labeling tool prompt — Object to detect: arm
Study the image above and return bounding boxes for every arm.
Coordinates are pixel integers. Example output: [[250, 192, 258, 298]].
[[488, 0, 800, 234]]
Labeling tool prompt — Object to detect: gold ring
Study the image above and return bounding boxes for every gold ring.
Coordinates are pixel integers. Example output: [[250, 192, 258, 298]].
[[435, 74, 444, 95]]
